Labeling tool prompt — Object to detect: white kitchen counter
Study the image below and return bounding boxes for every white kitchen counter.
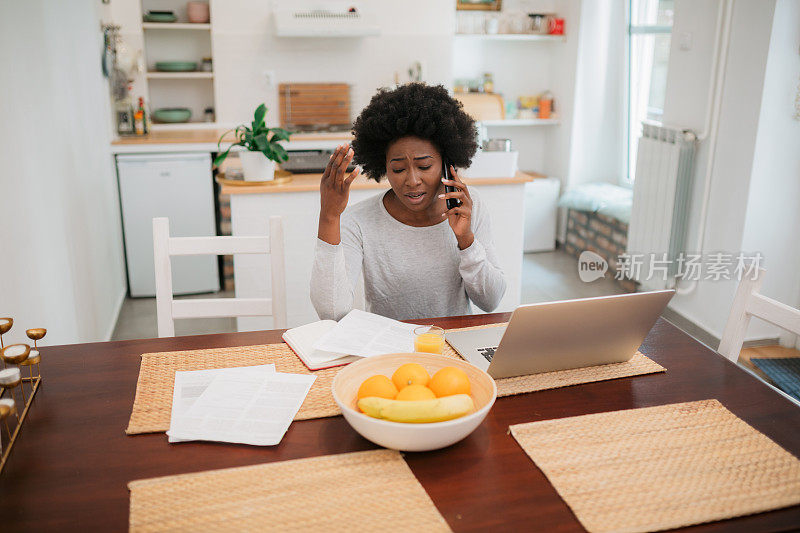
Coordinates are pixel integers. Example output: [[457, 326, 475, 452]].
[[110, 128, 353, 154]]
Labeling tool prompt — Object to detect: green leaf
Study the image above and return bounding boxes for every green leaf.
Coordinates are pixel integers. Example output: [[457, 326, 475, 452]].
[[271, 143, 289, 163], [253, 132, 269, 152], [213, 141, 243, 167], [214, 128, 240, 167], [242, 130, 254, 150], [235, 125, 249, 143], [215, 128, 235, 149], [213, 151, 227, 167], [268, 128, 291, 142], [261, 144, 277, 162], [253, 103, 267, 128]]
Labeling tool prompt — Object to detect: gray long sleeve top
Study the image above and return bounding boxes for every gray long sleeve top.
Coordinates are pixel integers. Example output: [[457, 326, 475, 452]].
[[310, 189, 507, 321]]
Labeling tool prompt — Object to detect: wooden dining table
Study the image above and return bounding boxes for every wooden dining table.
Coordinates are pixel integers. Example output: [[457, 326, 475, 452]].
[[1, 313, 799, 531]]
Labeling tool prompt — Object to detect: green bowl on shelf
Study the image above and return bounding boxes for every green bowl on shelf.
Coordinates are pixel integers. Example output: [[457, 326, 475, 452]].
[[143, 12, 177, 23], [152, 108, 192, 124], [155, 61, 197, 72]]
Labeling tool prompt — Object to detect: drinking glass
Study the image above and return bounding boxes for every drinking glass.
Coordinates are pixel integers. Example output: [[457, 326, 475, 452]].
[[414, 326, 445, 354]]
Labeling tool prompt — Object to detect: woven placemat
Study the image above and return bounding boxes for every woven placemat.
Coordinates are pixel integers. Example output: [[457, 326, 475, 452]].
[[127, 323, 664, 435], [510, 399, 800, 533], [127, 343, 340, 434], [128, 449, 451, 532]]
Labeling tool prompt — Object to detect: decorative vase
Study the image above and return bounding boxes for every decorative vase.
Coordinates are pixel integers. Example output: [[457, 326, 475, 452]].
[[239, 151, 275, 181]]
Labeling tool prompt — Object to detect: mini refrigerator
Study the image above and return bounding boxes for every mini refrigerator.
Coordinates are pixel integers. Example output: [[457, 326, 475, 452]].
[[117, 152, 220, 297], [523, 177, 561, 252]]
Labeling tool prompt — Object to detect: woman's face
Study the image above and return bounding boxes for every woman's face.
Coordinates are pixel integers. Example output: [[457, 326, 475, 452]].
[[384, 136, 444, 213]]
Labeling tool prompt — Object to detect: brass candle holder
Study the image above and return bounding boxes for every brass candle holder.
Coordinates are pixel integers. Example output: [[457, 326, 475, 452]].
[[26, 328, 46, 348], [0, 318, 12, 345], [0, 368, 23, 411], [2, 344, 30, 402], [0, 320, 45, 474], [0, 318, 12, 367], [24, 328, 45, 383], [0, 399, 17, 442]]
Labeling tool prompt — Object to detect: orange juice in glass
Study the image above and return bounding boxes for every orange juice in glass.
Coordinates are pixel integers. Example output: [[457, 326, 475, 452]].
[[414, 326, 445, 354]]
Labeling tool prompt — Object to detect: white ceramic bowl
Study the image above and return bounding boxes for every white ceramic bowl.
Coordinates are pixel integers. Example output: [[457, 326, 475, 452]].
[[332, 352, 497, 452]]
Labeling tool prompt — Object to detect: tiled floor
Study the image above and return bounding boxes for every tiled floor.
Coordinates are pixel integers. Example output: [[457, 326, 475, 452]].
[[110, 291, 237, 341], [521, 249, 625, 304], [111, 249, 624, 341]]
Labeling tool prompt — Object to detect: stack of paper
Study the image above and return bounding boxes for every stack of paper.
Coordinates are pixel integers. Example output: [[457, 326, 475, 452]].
[[167, 364, 315, 446], [312, 309, 420, 357]]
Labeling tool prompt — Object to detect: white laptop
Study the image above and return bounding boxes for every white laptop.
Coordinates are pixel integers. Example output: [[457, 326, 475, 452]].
[[447, 291, 674, 379]]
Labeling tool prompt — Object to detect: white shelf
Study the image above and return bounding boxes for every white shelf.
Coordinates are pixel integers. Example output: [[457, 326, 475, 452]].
[[147, 71, 214, 79], [480, 118, 561, 126], [143, 22, 211, 30], [455, 33, 565, 42]]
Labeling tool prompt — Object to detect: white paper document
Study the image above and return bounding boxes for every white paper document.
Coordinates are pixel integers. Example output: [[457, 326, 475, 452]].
[[168, 365, 276, 443], [312, 309, 418, 357], [168, 365, 314, 446]]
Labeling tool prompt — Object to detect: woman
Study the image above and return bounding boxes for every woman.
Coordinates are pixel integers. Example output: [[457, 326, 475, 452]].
[[310, 83, 506, 321]]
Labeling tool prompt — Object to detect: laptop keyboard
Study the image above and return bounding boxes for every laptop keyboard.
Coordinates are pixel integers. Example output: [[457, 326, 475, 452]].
[[478, 346, 498, 362]]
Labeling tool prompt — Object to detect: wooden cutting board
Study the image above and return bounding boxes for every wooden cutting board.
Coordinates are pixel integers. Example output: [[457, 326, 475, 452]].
[[454, 93, 505, 121], [279, 83, 351, 129]]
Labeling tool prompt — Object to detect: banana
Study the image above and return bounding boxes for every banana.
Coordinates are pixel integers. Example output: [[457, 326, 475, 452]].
[[357, 394, 475, 423]]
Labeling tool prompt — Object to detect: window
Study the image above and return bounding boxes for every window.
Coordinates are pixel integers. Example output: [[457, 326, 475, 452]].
[[627, 0, 674, 183]]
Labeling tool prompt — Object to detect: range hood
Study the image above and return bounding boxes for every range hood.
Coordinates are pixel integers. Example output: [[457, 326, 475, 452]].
[[274, 1, 380, 38]]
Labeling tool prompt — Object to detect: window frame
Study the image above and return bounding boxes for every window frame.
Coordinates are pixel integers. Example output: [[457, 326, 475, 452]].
[[625, 1, 673, 185]]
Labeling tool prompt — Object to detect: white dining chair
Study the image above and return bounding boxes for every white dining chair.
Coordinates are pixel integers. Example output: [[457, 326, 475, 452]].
[[719, 268, 800, 406], [152, 216, 287, 337], [719, 268, 800, 362]]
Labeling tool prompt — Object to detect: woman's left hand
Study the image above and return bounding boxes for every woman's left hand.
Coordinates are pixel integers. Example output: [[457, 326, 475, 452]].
[[441, 166, 475, 250]]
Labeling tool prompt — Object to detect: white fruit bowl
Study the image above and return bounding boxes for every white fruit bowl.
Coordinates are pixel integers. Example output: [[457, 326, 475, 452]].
[[332, 352, 497, 452]]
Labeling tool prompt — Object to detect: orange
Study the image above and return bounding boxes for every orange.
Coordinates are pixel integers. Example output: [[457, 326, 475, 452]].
[[392, 363, 430, 390], [428, 367, 471, 397], [395, 384, 437, 401], [357, 375, 398, 401]]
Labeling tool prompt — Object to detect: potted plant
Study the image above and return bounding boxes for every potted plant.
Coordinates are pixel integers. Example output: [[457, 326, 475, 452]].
[[214, 104, 291, 181]]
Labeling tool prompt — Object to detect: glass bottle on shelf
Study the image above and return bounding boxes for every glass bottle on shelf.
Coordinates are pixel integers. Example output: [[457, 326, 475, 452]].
[[136, 97, 149, 134], [133, 108, 144, 135], [483, 73, 494, 94], [115, 98, 134, 135], [539, 91, 554, 119]]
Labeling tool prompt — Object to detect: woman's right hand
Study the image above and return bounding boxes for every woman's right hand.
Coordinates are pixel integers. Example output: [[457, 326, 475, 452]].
[[320, 144, 360, 220], [318, 144, 361, 244]]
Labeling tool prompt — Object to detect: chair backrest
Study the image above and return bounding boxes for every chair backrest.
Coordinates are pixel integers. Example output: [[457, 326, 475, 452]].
[[719, 268, 800, 362], [153, 216, 287, 337]]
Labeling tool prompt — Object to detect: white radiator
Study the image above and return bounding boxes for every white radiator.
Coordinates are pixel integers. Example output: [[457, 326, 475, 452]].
[[627, 123, 696, 289]]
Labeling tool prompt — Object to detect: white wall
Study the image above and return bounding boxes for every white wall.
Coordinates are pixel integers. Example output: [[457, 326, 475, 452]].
[[0, 0, 127, 346], [566, 0, 627, 187], [545, 0, 582, 181], [663, 0, 800, 341], [740, 0, 800, 341], [452, 0, 581, 177], [210, 0, 455, 127]]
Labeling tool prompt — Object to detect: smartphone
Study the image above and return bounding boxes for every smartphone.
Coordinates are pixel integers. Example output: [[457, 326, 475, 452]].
[[442, 160, 461, 210]]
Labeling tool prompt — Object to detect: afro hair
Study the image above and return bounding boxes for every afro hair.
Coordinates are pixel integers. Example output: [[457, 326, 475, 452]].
[[351, 83, 478, 181]]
